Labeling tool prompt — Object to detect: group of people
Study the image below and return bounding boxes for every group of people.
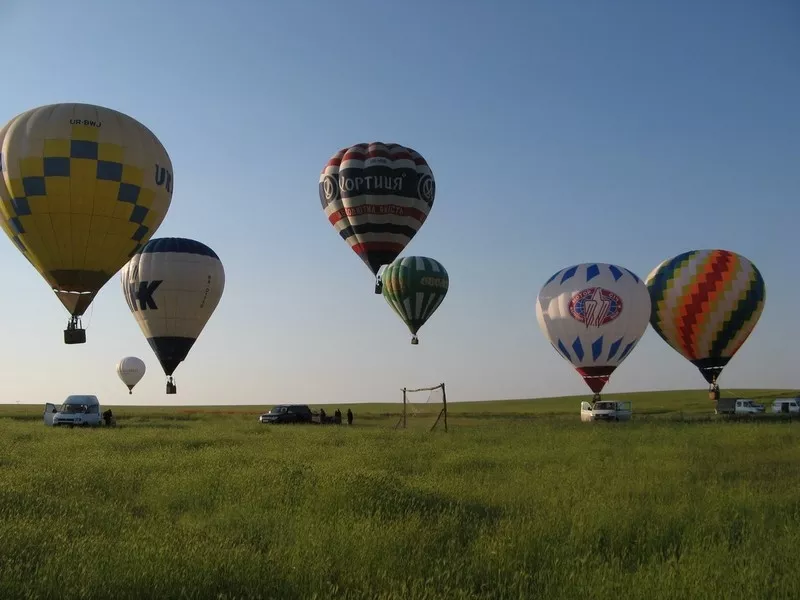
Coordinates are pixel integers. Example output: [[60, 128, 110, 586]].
[[317, 407, 354, 425]]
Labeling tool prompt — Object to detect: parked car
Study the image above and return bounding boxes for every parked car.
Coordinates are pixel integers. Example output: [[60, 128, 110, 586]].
[[44, 395, 103, 427], [258, 404, 314, 424], [772, 398, 800, 414], [580, 400, 632, 422], [715, 398, 765, 415]]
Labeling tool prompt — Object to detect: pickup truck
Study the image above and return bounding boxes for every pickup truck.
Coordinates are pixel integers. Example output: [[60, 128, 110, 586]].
[[714, 398, 765, 415], [580, 400, 632, 422], [258, 404, 314, 424]]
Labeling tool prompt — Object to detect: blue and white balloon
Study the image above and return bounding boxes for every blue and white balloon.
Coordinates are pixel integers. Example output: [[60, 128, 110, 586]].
[[536, 263, 651, 396], [121, 237, 225, 394]]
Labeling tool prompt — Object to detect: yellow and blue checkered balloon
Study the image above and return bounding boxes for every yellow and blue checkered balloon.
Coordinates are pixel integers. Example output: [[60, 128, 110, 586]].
[[0, 103, 174, 319]]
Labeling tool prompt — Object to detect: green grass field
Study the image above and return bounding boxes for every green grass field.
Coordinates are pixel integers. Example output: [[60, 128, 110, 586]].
[[2, 389, 800, 599]]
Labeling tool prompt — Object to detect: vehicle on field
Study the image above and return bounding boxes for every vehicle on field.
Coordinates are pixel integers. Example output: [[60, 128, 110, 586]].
[[44, 395, 103, 427], [258, 404, 314, 424], [580, 400, 632, 422], [772, 398, 800, 414], [714, 398, 765, 415]]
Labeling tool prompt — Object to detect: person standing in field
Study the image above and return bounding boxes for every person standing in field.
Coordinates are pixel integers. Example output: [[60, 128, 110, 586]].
[[347, 408, 353, 425]]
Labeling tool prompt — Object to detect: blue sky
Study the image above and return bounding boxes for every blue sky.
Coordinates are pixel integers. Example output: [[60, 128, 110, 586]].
[[0, 0, 797, 406]]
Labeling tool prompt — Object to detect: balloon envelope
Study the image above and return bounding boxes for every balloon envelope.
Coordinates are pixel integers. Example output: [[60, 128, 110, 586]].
[[120, 238, 225, 378], [536, 263, 651, 394], [116, 356, 146, 392], [0, 103, 173, 317], [319, 142, 435, 276], [645, 249, 766, 384], [382, 256, 449, 343]]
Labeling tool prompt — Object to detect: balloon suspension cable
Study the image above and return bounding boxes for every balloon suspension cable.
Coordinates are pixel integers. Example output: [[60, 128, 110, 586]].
[[84, 301, 95, 330], [411, 335, 419, 345], [66, 315, 82, 331], [592, 393, 602, 403]]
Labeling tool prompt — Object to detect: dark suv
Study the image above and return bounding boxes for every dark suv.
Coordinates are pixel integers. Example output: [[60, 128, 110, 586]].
[[259, 404, 313, 424]]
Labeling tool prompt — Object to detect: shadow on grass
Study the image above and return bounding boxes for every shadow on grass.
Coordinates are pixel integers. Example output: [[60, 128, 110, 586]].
[[2, 415, 43, 422], [343, 470, 504, 528], [115, 422, 191, 430]]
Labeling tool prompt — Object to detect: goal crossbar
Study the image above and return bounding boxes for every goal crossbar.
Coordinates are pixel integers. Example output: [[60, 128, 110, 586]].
[[394, 382, 448, 432], [404, 385, 441, 393]]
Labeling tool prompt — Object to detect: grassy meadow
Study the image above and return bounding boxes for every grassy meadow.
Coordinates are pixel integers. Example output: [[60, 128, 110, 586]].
[[2, 389, 800, 599]]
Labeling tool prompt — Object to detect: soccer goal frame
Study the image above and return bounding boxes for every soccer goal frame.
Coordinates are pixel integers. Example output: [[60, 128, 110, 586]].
[[394, 382, 448, 432]]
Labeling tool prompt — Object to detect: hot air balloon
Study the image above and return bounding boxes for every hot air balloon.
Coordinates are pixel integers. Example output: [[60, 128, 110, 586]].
[[645, 249, 766, 399], [116, 356, 146, 394], [536, 263, 651, 400], [0, 103, 173, 344], [120, 237, 225, 394], [382, 256, 449, 345], [319, 142, 435, 294]]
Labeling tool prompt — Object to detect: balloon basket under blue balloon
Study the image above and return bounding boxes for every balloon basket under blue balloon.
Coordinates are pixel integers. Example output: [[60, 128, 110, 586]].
[[166, 378, 177, 395], [411, 336, 419, 345]]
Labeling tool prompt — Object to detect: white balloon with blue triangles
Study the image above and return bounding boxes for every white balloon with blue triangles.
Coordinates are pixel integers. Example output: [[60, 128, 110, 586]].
[[535, 262, 651, 395]]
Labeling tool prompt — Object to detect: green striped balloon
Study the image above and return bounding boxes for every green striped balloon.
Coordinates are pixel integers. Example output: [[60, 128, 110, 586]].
[[381, 256, 449, 344]]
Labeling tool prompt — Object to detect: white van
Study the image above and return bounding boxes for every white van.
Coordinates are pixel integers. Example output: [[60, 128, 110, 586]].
[[44, 395, 102, 427], [580, 400, 632, 422], [772, 398, 800, 414]]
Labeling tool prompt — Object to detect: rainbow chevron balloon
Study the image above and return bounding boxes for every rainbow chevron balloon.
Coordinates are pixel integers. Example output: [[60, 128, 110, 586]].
[[645, 249, 766, 384]]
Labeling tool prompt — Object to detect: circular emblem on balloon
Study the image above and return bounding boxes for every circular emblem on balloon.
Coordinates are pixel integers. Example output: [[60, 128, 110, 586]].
[[417, 173, 435, 207], [568, 287, 624, 327], [320, 174, 340, 205]]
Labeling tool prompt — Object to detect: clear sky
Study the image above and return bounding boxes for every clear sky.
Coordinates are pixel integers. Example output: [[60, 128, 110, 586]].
[[0, 0, 797, 406]]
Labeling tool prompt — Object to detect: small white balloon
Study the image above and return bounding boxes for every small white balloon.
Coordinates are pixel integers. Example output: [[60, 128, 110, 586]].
[[116, 356, 146, 394]]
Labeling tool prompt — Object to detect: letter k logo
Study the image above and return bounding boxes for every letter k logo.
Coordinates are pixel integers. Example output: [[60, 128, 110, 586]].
[[131, 280, 163, 310]]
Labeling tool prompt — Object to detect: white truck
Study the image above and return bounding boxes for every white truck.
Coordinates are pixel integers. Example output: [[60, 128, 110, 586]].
[[580, 400, 632, 422], [44, 395, 103, 427], [714, 398, 765, 416]]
